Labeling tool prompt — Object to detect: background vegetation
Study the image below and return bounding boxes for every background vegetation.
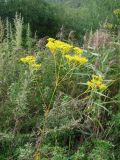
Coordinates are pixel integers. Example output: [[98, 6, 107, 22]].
[[0, 0, 120, 40]]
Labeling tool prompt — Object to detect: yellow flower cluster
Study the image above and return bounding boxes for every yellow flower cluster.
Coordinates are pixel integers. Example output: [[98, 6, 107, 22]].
[[46, 38, 87, 64], [31, 63, 41, 68], [20, 56, 41, 69], [87, 75, 107, 90], [73, 47, 83, 54], [104, 23, 113, 29], [65, 54, 88, 64], [20, 56, 35, 63], [113, 8, 120, 15], [46, 38, 83, 54]]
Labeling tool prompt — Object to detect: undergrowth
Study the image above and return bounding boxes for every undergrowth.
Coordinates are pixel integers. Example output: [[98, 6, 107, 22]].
[[0, 13, 120, 160]]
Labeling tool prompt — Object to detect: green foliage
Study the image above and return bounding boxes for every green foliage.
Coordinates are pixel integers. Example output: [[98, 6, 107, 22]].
[[0, 0, 60, 36], [0, 7, 120, 160], [88, 140, 114, 160], [0, 0, 120, 41], [48, 0, 120, 42]]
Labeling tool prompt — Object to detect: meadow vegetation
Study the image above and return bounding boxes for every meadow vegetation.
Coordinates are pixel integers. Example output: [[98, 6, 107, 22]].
[[0, 0, 120, 159]]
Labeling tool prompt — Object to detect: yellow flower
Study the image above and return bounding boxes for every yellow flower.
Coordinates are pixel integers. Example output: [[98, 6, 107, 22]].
[[20, 57, 27, 63], [65, 54, 74, 61], [20, 56, 35, 63], [48, 38, 55, 42], [20, 55, 41, 70], [99, 84, 107, 90], [31, 63, 41, 69], [55, 40, 72, 54], [92, 74, 103, 81], [87, 81, 95, 88], [46, 38, 88, 64], [104, 23, 113, 29], [65, 55, 88, 64], [46, 38, 73, 54], [46, 41, 56, 53], [74, 47, 83, 54], [28, 59, 36, 64], [87, 74, 107, 90], [73, 55, 88, 64], [113, 8, 120, 15], [46, 38, 85, 56]]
